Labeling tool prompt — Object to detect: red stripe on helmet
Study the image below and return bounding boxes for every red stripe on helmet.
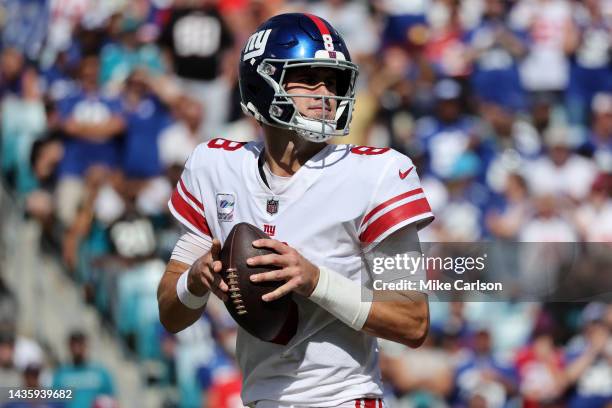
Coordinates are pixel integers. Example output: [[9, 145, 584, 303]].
[[305, 13, 331, 37]]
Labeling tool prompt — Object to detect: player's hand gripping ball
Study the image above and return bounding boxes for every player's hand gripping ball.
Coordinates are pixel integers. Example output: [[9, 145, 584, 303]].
[[219, 223, 298, 345]]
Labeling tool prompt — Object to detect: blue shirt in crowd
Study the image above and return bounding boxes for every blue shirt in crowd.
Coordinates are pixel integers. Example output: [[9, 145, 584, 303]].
[[121, 94, 172, 179], [57, 90, 123, 178]]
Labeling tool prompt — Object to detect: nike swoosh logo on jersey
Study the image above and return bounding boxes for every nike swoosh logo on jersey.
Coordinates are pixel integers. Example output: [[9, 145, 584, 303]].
[[399, 166, 414, 180]]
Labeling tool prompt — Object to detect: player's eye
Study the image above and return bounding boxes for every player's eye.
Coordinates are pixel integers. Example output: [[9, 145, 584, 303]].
[[298, 74, 319, 85], [289, 72, 337, 93], [324, 76, 337, 90]]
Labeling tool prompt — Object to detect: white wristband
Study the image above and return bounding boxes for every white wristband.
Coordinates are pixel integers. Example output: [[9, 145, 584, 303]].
[[177, 269, 210, 310], [309, 266, 372, 331]]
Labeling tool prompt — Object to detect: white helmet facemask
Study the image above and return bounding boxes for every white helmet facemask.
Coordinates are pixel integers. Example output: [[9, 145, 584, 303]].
[[289, 94, 351, 142]]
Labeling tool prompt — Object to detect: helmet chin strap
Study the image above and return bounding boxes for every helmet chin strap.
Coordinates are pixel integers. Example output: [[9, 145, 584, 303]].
[[293, 115, 337, 142]]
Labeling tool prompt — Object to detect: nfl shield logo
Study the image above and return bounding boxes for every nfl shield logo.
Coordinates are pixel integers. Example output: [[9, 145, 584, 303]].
[[266, 198, 279, 215]]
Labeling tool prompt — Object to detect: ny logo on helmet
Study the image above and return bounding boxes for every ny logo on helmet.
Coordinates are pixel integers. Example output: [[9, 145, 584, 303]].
[[243, 29, 272, 61]]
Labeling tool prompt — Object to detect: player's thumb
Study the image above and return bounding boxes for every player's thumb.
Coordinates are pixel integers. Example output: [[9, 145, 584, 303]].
[[211, 238, 221, 260]]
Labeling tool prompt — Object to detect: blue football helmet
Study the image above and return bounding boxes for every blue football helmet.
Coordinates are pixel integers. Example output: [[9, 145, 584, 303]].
[[239, 13, 359, 142]]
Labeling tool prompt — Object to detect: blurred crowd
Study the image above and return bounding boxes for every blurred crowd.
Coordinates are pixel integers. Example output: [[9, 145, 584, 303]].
[[0, 0, 611, 407]]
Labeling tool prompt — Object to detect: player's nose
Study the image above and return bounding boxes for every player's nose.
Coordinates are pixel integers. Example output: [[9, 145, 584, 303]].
[[317, 82, 335, 96], [313, 85, 335, 111]]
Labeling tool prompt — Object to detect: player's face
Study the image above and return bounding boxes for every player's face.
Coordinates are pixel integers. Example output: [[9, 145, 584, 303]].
[[284, 68, 338, 121]]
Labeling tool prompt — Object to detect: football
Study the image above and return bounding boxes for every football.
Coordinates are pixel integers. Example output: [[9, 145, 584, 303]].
[[219, 223, 298, 345]]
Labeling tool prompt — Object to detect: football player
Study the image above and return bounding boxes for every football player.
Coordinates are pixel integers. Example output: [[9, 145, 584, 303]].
[[158, 13, 434, 408]]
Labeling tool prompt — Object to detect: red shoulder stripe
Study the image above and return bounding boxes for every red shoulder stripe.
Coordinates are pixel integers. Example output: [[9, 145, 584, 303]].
[[179, 179, 204, 211], [361, 188, 423, 227], [171, 188, 211, 237], [360, 198, 431, 243]]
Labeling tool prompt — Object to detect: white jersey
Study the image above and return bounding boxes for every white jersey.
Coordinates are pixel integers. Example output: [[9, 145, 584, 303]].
[[168, 139, 434, 407]]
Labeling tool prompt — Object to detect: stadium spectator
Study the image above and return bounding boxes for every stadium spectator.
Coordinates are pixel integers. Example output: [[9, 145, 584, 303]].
[[454, 328, 518, 407], [219, 0, 287, 48], [0, 330, 21, 388], [465, 0, 527, 110], [424, 0, 472, 78], [515, 315, 567, 408], [486, 173, 531, 239], [0, 0, 48, 61], [431, 301, 472, 342], [61, 165, 112, 272], [0, 276, 18, 329], [519, 194, 577, 242], [564, 0, 612, 124], [519, 194, 578, 296], [372, 0, 428, 50], [415, 78, 485, 179], [467, 302, 540, 361], [580, 92, 612, 171], [434, 302, 476, 364], [116, 68, 176, 217], [159, 0, 234, 140], [197, 304, 242, 408], [206, 368, 243, 408], [1, 60, 46, 193], [434, 152, 490, 241], [158, 95, 205, 169], [523, 126, 598, 202], [11, 334, 45, 378], [26, 133, 65, 231], [68, 24, 109, 64], [40, 50, 79, 102], [574, 173, 612, 242], [52, 331, 115, 408], [55, 55, 125, 227], [380, 333, 454, 407], [528, 91, 567, 136], [365, 44, 435, 152], [564, 302, 612, 408], [160, 310, 238, 407], [0, 47, 29, 98], [0, 47, 45, 193], [43, 0, 123, 65], [22, 363, 43, 389], [510, 0, 572, 95], [480, 103, 541, 192], [99, 16, 165, 91]]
